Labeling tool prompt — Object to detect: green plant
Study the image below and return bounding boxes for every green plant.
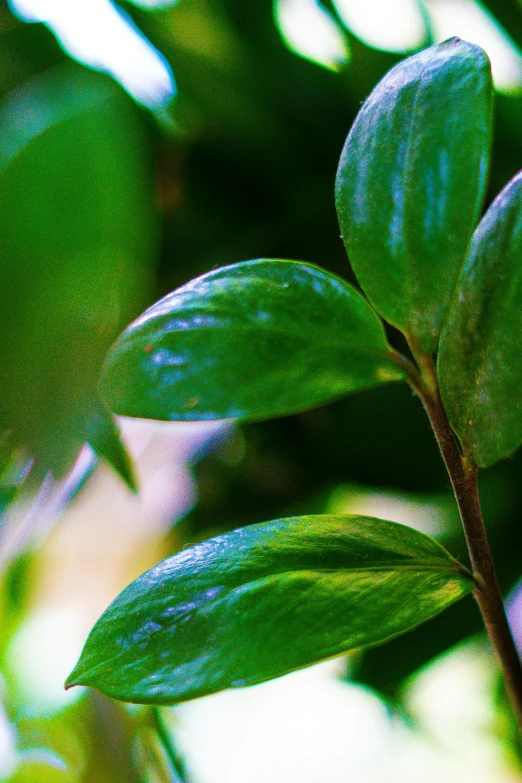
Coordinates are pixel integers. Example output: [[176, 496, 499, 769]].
[[67, 36, 522, 740]]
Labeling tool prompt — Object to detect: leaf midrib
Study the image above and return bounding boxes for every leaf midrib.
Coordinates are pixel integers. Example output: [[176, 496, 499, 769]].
[[74, 560, 466, 682], [403, 56, 431, 330], [134, 315, 393, 367]]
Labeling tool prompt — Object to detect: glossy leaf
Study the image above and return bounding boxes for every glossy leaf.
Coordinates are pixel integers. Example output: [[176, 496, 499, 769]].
[[66, 514, 473, 704], [335, 38, 492, 354], [439, 170, 522, 467], [86, 407, 137, 493], [100, 260, 405, 422]]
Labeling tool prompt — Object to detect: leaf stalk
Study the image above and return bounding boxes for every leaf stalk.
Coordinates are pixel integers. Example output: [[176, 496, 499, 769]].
[[407, 343, 522, 732], [152, 707, 189, 783]]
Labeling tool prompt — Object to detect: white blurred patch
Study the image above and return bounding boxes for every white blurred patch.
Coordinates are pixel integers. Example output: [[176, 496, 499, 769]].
[[424, 0, 522, 93], [400, 639, 518, 782], [6, 608, 89, 715], [4, 419, 226, 716], [0, 447, 97, 572], [167, 648, 517, 783], [8, 0, 176, 107], [406, 640, 497, 744], [172, 660, 392, 783], [31, 418, 226, 627], [327, 483, 454, 538], [332, 0, 427, 53], [275, 0, 350, 71], [126, 0, 178, 7]]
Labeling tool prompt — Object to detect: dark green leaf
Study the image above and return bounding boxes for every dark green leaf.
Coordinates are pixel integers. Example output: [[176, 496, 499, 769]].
[[66, 514, 473, 704], [100, 260, 405, 422], [335, 38, 492, 354], [86, 407, 137, 493], [439, 170, 522, 467]]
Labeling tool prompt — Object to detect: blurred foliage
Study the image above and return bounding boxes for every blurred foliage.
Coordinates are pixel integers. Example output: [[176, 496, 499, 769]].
[[1, 0, 522, 779], [0, 45, 157, 485]]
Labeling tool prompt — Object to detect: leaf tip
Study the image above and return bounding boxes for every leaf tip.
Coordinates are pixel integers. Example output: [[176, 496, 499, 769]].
[[87, 405, 139, 493], [65, 655, 95, 691], [121, 461, 140, 495], [64, 667, 83, 690]]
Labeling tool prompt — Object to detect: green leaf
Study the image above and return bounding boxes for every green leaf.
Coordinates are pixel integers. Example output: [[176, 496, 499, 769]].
[[0, 63, 156, 478], [335, 37, 493, 354], [439, 170, 522, 467], [86, 406, 137, 493], [100, 260, 405, 422], [66, 514, 473, 704]]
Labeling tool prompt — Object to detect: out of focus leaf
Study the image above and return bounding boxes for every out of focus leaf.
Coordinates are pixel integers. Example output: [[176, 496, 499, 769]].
[[0, 63, 156, 480], [101, 259, 405, 422], [439, 170, 522, 467], [335, 37, 492, 353], [67, 514, 473, 704], [10, 749, 76, 783], [86, 407, 137, 493]]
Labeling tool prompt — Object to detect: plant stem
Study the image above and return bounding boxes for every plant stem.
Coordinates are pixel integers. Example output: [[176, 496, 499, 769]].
[[153, 707, 188, 783], [403, 347, 522, 731]]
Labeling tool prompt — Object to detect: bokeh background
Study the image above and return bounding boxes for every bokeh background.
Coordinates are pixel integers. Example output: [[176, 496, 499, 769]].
[[1, 0, 522, 780]]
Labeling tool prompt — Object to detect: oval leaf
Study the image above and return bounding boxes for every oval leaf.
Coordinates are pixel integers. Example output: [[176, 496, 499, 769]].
[[66, 514, 473, 704], [439, 170, 522, 467], [100, 260, 404, 422], [335, 38, 492, 353]]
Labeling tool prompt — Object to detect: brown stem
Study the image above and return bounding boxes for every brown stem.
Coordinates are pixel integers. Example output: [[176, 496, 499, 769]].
[[403, 347, 522, 731]]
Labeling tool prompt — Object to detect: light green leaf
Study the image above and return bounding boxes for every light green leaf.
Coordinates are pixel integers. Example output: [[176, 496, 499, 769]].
[[335, 37, 492, 354], [439, 170, 522, 467], [100, 260, 405, 422], [66, 514, 473, 704]]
